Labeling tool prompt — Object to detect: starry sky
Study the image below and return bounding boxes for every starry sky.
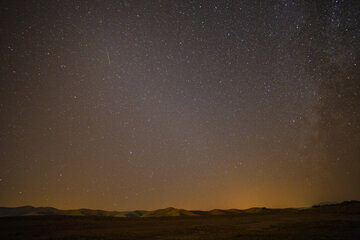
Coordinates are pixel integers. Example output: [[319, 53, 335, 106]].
[[0, 0, 359, 211]]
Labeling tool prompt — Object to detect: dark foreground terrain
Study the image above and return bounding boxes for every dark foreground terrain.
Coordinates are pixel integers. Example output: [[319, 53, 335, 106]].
[[1, 202, 360, 240]]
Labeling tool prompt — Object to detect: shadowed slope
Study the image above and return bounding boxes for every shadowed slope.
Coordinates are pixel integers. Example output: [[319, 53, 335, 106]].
[[0, 201, 359, 218], [142, 207, 197, 217]]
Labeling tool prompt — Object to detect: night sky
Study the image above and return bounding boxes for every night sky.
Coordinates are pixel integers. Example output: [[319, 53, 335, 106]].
[[0, 0, 359, 211]]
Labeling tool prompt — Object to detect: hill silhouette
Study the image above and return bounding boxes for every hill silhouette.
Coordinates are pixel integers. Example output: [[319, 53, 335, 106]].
[[1, 201, 359, 218]]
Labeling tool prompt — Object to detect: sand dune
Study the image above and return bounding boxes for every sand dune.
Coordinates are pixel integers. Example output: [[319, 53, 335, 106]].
[[1, 201, 359, 218]]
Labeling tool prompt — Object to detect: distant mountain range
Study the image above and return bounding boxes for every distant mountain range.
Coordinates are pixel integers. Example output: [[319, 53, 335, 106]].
[[1, 201, 359, 218]]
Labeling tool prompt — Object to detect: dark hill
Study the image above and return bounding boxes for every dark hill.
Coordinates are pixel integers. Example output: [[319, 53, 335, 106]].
[[1, 201, 359, 218]]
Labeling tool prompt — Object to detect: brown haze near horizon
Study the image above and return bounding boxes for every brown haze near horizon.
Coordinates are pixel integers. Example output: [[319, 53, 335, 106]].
[[0, 0, 359, 211]]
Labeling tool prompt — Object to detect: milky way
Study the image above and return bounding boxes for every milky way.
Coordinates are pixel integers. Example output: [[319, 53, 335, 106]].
[[0, 0, 359, 210]]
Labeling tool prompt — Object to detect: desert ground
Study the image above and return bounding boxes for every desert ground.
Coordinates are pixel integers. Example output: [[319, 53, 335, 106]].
[[1, 202, 360, 240]]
